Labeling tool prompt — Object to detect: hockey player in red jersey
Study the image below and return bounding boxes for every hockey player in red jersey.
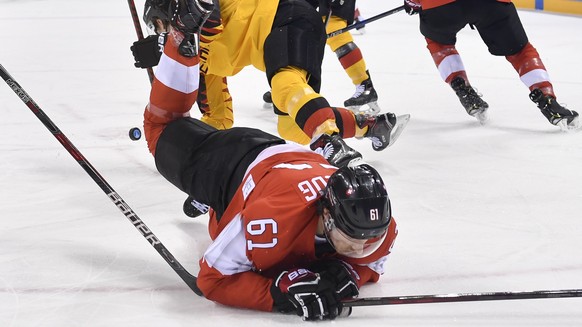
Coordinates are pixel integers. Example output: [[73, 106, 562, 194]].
[[142, 0, 398, 320], [403, 0, 580, 130]]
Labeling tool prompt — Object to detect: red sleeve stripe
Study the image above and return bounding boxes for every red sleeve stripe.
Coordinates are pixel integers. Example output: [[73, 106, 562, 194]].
[[149, 78, 198, 114]]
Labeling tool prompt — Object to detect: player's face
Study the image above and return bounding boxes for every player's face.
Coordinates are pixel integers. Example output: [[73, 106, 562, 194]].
[[328, 229, 367, 256], [322, 209, 386, 259]]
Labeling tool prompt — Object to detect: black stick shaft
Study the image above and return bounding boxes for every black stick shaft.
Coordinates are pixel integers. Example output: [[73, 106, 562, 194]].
[[0, 63, 202, 296], [127, 0, 155, 83], [327, 5, 406, 39], [342, 289, 582, 307]]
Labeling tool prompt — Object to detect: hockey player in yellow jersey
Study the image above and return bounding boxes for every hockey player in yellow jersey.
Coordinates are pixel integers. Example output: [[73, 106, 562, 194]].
[[264, 1, 381, 115], [153, 0, 410, 153]]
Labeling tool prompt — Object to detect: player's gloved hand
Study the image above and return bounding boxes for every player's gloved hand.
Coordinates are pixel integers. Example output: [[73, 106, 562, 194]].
[[404, 0, 422, 15], [309, 259, 360, 300], [270, 268, 342, 321], [130, 33, 167, 68]]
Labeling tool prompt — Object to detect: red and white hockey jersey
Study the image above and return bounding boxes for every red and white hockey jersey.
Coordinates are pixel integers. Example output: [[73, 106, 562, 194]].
[[197, 143, 398, 312]]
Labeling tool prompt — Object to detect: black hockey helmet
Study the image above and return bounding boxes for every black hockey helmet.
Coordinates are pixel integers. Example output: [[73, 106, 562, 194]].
[[321, 164, 391, 257], [143, 0, 214, 35]]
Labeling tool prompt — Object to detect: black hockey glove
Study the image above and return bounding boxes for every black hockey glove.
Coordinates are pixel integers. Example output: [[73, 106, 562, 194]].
[[270, 268, 343, 321], [309, 259, 360, 301], [130, 33, 167, 69], [404, 0, 422, 15]]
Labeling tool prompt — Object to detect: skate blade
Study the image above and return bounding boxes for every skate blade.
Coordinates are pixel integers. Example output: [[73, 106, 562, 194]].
[[384, 114, 411, 149], [475, 109, 489, 125], [348, 102, 381, 115], [557, 116, 581, 132], [263, 102, 273, 109]]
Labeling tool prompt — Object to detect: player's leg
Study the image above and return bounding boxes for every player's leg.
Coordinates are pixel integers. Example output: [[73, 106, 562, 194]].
[[419, 2, 489, 123], [198, 73, 234, 130], [265, 0, 409, 151], [326, 16, 379, 114], [472, 1, 579, 129]]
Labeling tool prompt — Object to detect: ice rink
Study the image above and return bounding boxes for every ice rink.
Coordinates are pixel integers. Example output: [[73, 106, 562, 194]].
[[1, 0, 581, 326]]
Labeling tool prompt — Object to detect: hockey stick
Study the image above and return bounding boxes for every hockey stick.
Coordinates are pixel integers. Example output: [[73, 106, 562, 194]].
[[127, 0, 155, 83], [0, 63, 202, 296], [327, 5, 406, 39], [342, 288, 582, 307]]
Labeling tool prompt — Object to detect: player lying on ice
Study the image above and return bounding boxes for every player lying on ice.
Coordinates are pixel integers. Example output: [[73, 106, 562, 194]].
[[142, 0, 398, 321]]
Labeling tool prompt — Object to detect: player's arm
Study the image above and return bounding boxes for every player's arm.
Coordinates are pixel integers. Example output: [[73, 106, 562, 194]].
[[198, 259, 348, 320], [197, 260, 276, 311], [143, 29, 201, 155]]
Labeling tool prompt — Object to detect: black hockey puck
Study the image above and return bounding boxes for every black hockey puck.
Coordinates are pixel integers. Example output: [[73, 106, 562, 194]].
[[129, 127, 142, 141]]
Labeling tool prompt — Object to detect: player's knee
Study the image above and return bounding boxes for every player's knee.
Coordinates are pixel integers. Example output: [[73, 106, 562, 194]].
[[271, 66, 312, 112]]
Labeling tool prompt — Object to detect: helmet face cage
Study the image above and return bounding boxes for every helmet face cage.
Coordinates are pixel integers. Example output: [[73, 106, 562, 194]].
[[321, 164, 391, 257]]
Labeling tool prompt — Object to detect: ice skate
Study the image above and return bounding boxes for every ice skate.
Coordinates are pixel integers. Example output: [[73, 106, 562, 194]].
[[529, 89, 580, 131], [310, 134, 363, 168], [450, 76, 489, 124], [344, 76, 380, 115], [183, 196, 210, 218], [357, 112, 410, 151]]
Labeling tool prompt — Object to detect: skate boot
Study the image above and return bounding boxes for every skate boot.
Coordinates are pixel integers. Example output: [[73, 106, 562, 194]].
[[357, 112, 411, 151], [183, 196, 210, 218], [310, 134, 363, 168], [529, 89, 580, 131], [344, 74, 380, 115], [450, 76, 489, 124]]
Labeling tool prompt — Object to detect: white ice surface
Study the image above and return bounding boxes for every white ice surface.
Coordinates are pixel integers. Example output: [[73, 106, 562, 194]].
[[1, 1, 581, 326]]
